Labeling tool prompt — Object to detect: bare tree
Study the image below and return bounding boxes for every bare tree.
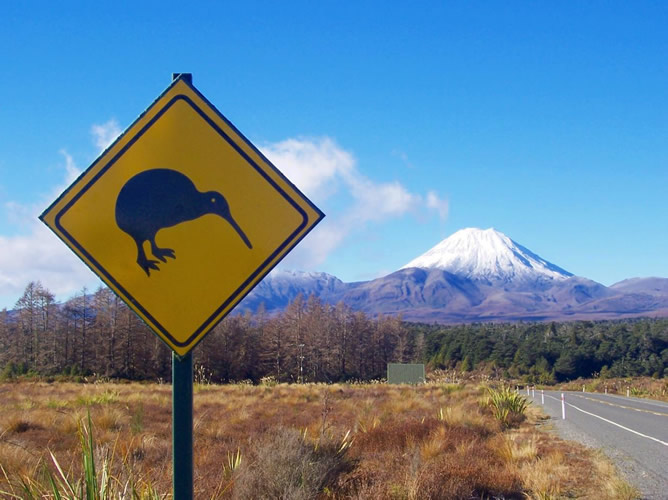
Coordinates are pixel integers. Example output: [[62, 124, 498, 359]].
[[93, 286, 122, 376]]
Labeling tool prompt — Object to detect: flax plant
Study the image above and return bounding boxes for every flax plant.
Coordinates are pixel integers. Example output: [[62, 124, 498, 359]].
[[486, 385, 529, 428]]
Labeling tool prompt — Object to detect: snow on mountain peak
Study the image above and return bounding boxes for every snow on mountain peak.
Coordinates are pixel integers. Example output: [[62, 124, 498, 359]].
[[401, 228, 572, 284]]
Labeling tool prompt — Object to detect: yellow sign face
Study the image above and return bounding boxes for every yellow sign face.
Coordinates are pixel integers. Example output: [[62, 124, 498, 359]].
[[41, 77, 323, 356]]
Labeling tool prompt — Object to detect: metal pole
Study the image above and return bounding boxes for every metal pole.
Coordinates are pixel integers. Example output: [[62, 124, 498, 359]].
[[171, 73, 194, 500], [173, 351, 193, 499]]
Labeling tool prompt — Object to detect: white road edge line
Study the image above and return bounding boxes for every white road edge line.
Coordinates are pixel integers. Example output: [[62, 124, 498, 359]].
[[581, 392, 668, 410], [543, 394, 668, 447]]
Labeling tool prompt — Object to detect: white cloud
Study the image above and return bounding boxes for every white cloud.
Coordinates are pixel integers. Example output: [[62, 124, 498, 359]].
[[4, 200, 33, 226], [0, 153, 98, 306], [91, 119, 121, 152], [0, 135, 447, 306], [347, 179, 421, 222], [426, 191, 449, 220], [281, 223, 349, 270], [262, 137, 448, 269], [0, 224, 99, 303], [3, 150, 82, 228], [392, 150, 415, 169], [60, 149, 82, 184], [261, 137, 354, 200]]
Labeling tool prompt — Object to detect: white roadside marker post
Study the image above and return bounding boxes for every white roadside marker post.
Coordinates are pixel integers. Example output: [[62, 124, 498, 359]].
[[527, 386, 530, 396], [561, 393, 566, 420], [583, 385, 585, 392], [627, 387, 630, 398], [541, 389, 544, 404], [605, 386, 607, 394]]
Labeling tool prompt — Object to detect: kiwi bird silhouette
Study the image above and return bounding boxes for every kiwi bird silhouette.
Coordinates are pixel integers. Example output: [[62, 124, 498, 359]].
[[115, 168, 252, 276]]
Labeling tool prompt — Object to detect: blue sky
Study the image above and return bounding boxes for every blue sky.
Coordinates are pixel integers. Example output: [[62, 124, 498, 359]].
[[1, 1, 666, 308]]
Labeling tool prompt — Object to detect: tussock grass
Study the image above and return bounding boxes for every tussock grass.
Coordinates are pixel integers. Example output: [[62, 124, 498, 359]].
[[2, 416, 39, 435], [0, 380, 636, 498], [499, 406, 641, 500], [592, 451, 640, 500], [0, 444, 37, 478], [232, 427, 352, 499], [0, 412, 163, 499], [520, 450, 570, 498], [498, 432, 539, 464]]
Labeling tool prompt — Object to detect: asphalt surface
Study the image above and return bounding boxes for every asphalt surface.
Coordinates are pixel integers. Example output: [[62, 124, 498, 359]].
[[528, 389, 668, 499]]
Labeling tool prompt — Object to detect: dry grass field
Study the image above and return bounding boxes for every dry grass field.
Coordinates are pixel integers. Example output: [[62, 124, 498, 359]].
[[0, 380, 638, 499]]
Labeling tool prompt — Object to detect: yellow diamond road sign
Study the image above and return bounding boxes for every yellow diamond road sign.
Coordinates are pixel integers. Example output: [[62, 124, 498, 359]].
[[40, 77, 324, 357]]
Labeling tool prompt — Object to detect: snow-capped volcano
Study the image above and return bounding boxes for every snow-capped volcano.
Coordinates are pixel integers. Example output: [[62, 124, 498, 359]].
[[401, 228, 572, 285], [239, 227, 668, 322]]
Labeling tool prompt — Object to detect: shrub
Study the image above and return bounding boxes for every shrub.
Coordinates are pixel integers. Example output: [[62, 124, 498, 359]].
[[131, 402, 145, 434], [232, 427, 352, 499], [486, 386, 529, 428], [0, 362, 17, 380]]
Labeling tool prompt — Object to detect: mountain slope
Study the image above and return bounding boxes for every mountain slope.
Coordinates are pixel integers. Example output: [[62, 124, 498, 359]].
[[239, 228, 668, 322], [238, 270, 347, 312], [610, 277, 668, 295], [338, 268, 485, 314]]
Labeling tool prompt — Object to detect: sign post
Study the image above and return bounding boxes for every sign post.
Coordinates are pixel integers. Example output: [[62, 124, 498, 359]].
[[40, 73, 324, 499], [172, 351, 193, 498], [169, 72, 195, 500]]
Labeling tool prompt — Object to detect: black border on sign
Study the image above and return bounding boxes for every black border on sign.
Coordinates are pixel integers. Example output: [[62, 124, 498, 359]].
[[44, 81, 324, 350]]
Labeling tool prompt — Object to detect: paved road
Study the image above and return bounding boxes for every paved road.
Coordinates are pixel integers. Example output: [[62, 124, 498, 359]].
[[528, 389, 668, 499]]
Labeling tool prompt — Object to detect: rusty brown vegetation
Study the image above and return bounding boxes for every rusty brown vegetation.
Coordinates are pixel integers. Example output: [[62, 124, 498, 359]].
[[0, 381, 637, 499], [428, 368, 668, 404], [556, 376, 668, 402]]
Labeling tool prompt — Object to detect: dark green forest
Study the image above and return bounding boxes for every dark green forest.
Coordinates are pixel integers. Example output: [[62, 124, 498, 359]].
[[422, 319, 668, 382], [1, 281, 666, 383]]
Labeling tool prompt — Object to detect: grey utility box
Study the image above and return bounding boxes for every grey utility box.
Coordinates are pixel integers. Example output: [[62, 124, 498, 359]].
[[387, 363, 426, 384]]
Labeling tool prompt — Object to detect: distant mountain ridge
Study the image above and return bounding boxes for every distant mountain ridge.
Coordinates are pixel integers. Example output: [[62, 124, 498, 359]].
[[610, 277, 668, 295], [238, 228, 668, 323], [239, 270, 346, 312]]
